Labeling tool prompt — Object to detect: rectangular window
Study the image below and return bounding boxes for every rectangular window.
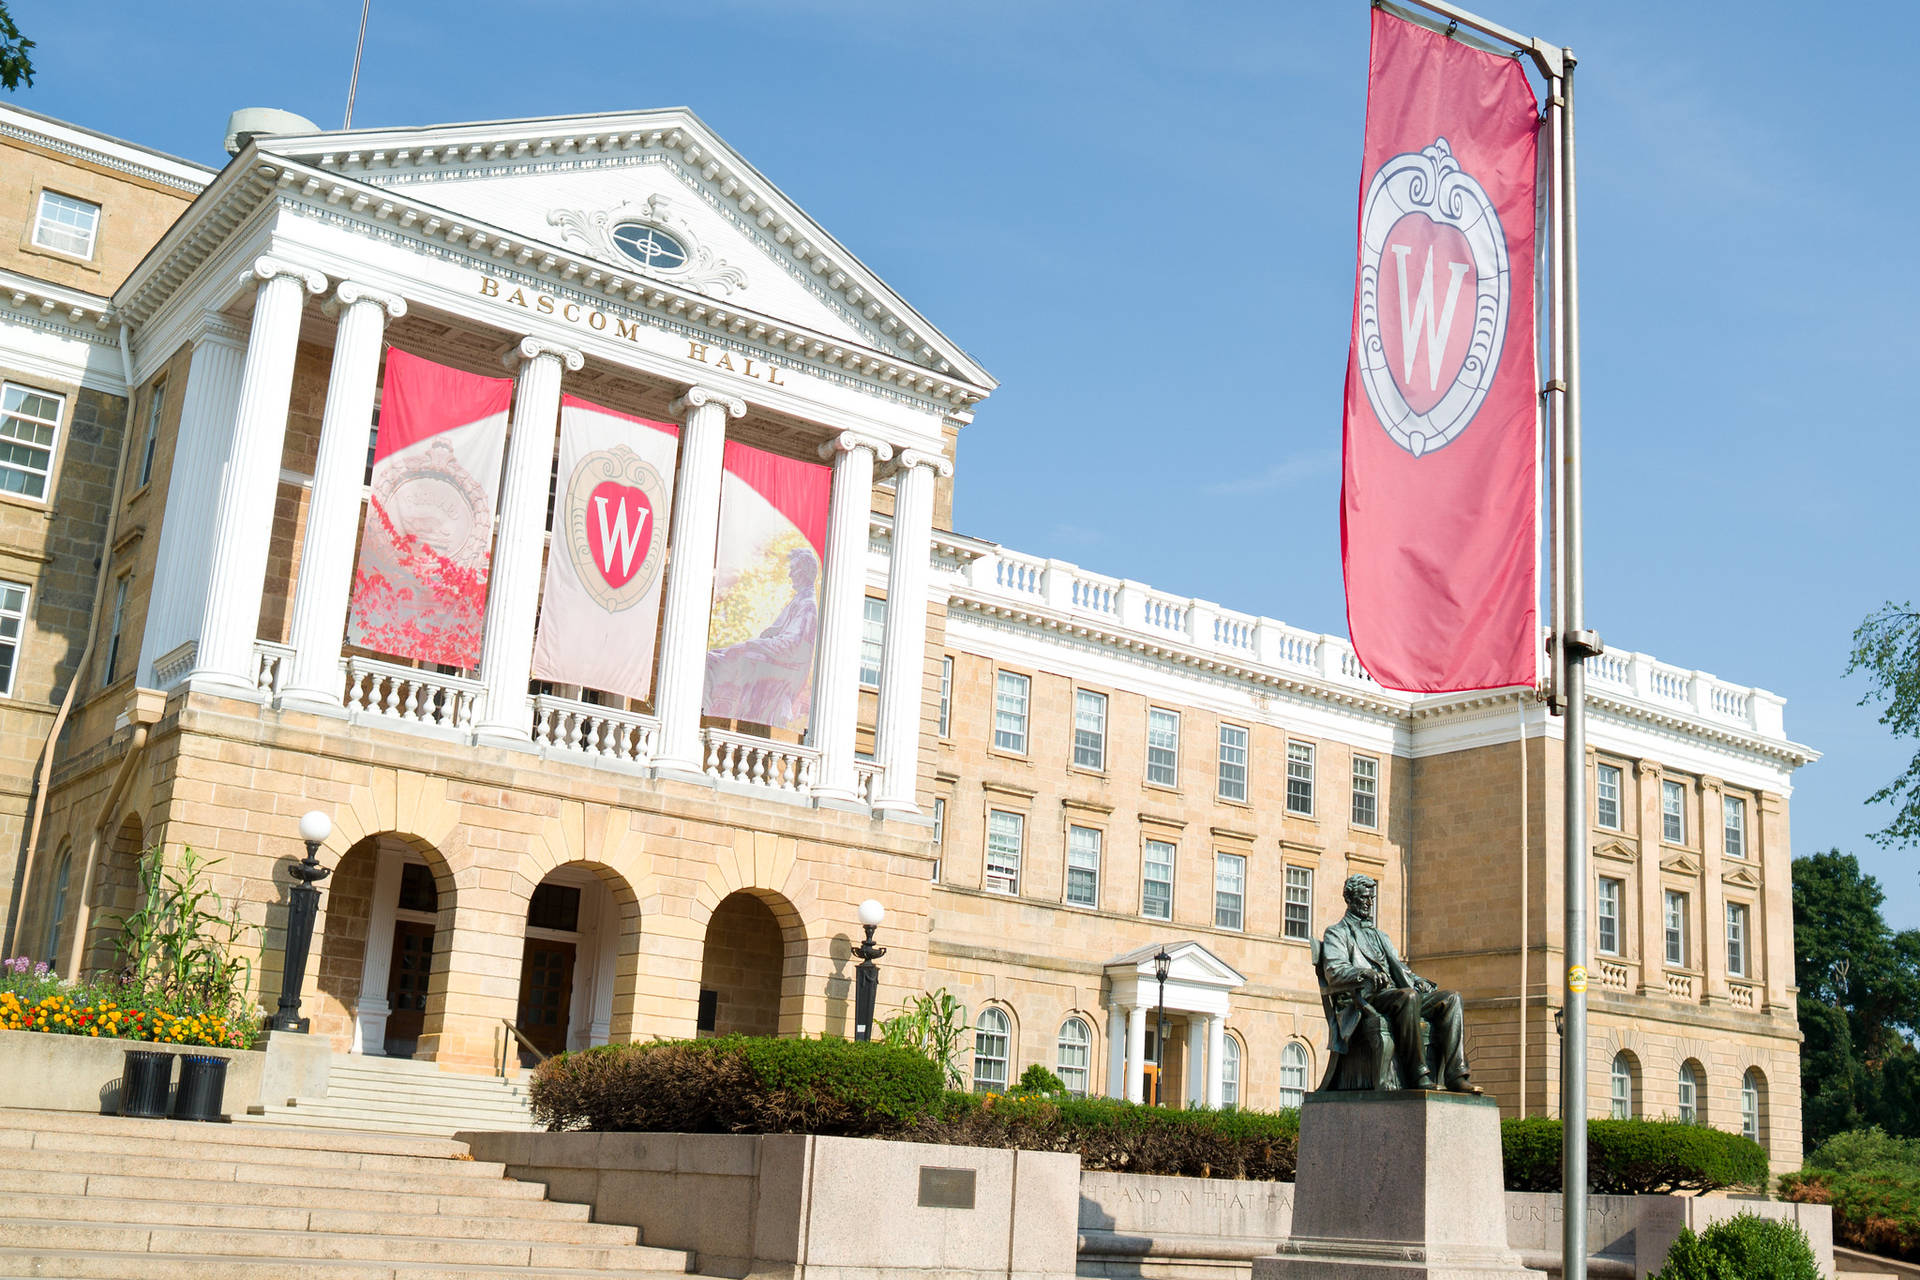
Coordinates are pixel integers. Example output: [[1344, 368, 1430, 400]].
[[937, 656, 952, 737], [1662, 779, 1686, 844], [1066, 825, 1101, 907], [1073, 689, 1107, 771], [1727, 903, 1749, 978], [1283, 865, 1314, 941], [32, 190, 100, 258], [103, 575, 130, 686], [1142, 839, 1174, 921], [1217, 723, 1248, 802], [985, 809, 1023, 894], [364, 422, 380, 486], [931, 797, 945, 883], [992, 671, 1029, 754], [137, 380, 165, 489], [1351, 755, 1379, 828], [1664, 890, 1688, 967], [1287, 741, 1316, 816], [858, 597, 886, 689], [1596, 763, 1622, 831], [0, 581, 26, 697], [1214, 852, 1245, 931], [0, 384, 62, 501], [1723, 795, 1747, 858], [1597, 876, 1622, 956], [1146, 708, 1180, 787]]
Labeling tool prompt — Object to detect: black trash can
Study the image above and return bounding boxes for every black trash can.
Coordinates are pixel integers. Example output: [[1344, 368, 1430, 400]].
[[172, 1054, 229, 1122], [121, 1049, 173, 1119]]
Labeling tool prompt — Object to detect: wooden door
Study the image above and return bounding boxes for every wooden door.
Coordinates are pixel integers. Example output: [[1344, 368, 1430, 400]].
[[517, 939, 576, 1060], [384, 921, 435, 1056]]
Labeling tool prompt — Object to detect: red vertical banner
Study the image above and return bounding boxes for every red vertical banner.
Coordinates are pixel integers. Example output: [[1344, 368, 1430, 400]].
[[1341, 8, 1540, 693]]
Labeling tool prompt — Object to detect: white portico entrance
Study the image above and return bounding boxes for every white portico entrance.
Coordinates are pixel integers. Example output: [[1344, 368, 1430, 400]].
[[1103, 941, 1245, 1108]]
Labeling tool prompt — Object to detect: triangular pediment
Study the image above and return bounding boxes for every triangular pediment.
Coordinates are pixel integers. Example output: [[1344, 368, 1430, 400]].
[[1104, 939, 1247, 989], [1660, 851, 1702, 876], [257, 109, 990, 387], [1722, 865, 1762, 890], [1594, 839, 1638, 865]]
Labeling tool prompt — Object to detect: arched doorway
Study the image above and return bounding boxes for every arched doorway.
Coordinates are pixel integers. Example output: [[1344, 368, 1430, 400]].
[[699, 890, 803, 1037], [313, 832, 456, 1058], [513, 863, 635, 1063]]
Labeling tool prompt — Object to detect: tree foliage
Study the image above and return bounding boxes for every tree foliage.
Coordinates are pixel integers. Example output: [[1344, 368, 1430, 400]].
[[1847, 601, 1920, 849], [0, 3, 33, 91], [1793, 850, 1920, 1147]]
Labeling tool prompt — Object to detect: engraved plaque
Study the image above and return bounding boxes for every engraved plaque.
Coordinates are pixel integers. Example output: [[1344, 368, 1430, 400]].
[[917, 1166, 976, 1209]]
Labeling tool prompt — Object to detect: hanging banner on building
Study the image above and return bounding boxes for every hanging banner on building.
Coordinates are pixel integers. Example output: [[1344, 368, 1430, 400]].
[[347, 349, 512, 668], [702, 442, 830, 731], [1341, 7, 1540, 693], [530, 395, 679, 698]]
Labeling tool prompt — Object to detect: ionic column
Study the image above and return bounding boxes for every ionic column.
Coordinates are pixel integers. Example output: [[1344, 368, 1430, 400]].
[[651, 386, 746, 775], [872, 449, 952, 814], [1125, 1004, 1148, 1104], [810, 431, 891, 801], [353, 848, 406, 1055], [473, 338, 583, 740], [1105, 1004, 1127, 1099], [191, 257, 328, 690], [281, 283, 407, 712], [1206, 1014, 1227, 1107]]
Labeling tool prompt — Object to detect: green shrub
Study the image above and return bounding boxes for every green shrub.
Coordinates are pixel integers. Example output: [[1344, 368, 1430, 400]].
[[529, 1036, 944, 1135], [1804, 1126, 1920, 1174], [1781, 1164, 1920, 1262], [1009, 1064, 1067, 1097], [1501, 1117, 1770, 1194], [1651, 1214, 1821, 1280]]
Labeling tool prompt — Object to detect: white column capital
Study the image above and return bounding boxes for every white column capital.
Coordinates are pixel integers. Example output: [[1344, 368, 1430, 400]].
[[506, 336, 585, 372], [188, 307, 248, 350], [245, 255, 328, 297], [671, 385, 748, 419], [819, 430, 893, 464], [888, 447, 953, 479], [327, 281, 408, 319]]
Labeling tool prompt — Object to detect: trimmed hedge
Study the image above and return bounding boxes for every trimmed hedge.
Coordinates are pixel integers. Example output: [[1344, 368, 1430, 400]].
[[1780, 1127, 1920, 1262], [1502, 1117, 1770, 1195], [1652, 1214, 1821, 1280]]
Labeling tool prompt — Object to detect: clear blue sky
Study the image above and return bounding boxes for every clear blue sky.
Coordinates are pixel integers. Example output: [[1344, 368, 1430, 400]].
[[14, 1, 1917, 924]]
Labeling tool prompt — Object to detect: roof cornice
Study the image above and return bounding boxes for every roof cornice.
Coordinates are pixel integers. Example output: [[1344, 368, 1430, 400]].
[[0, 267, 114, 335], [0, 105, 212, 192]]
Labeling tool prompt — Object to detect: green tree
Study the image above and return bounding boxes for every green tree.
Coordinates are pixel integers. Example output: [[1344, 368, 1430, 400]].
[[0, 3, 33, 91], [1793, 850, 1920, 1147], [1848, 601, 1920, 848]]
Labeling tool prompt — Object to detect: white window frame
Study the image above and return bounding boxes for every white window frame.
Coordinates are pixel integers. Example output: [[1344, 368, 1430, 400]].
[[0, 580, 28, 698], [1741, 1070, 1761, 1142], [1723, 795, 1747, 858], [1596, 876, 1621, 956], [136, 378, 165, 489], [937, 656, 952, 738], [858, 597, 886, 689], [1146, 708, 1180, 787], [1221, 1035, 1242, 1108], [985, 809, 1023, 895], [1664, 890, 1687, 968], [103, 573, 130, 687], [1286, 741, 1316, 817], [1610, 1052, 1634, 1119], [973, 1007, 1011, 1093], [1214, 851, 1245, 931], [1662, 779, 1686, 844], [992, 671, 1029, 754], [1142, 838, 1174, 921], [1726, 902, 1749, 978], [1073, 688, 1108, 771], [1057, 1017, 1092, 1098], [1283, 865, 1314, 941], [0, 383, 64, 503], [1677, 1061, 1700, 1125], [31, 190, 100, 259], [1216, 722, 1248, 803], [1350, 755, 1379, 829], [1279, 1041, 1309, 1110], [1596, 763, 1622, 831], [930, 797, 945, 883], [1066, 824, 1101, 908]]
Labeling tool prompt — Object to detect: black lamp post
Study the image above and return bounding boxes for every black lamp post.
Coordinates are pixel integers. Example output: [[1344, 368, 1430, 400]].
[[268, 810, 332, 1033], [852, 898, 887, 1042], [1152, 946, 1172, 1106]]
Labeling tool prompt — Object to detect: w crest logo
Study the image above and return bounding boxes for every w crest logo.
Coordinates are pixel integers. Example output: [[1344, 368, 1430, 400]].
[[564, 446, 668, 611]]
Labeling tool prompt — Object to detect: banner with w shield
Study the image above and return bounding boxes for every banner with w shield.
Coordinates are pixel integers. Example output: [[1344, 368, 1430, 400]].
[[1341, 7, 1540, 693], [530, 395, 679, 699]]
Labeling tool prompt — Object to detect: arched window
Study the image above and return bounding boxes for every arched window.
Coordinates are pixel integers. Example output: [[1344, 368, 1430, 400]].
[[973, 1007, 1010, 1094], [1280, 1041, 1310, 1109], [43, 851, 71, 969], [1741, 1069, 1764, 1143], [1221, 1035, 1243, 1108], [1677, 1060, 1701, 1125], [1610, 1052, 1635, 1119], [1057, 1017, 1092, 1097]]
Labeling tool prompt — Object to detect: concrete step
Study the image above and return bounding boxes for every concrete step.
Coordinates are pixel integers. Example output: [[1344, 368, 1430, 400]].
[[246, 1105, 538, 1138], [19, 1124, 516, 1176], [245, 1112, 519, 1139], [321, 1080, 531, 1106], [0, 1109, 470, 1157], [0, 1248, 687, 1280], [0, 1166, 573, 1217], [0, 1146, 523, 1197], [0, 1221, 688, 1273], [258, 1098, 536, 1125]]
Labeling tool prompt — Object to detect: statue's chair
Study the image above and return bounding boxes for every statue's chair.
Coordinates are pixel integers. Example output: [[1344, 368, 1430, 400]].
[[1311, 939, 1404, 1091]]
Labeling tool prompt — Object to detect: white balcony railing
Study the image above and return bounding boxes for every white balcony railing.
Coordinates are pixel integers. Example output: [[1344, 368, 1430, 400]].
[[252, 641, 293, 697], [532, 695, 658, 766], [703, 727, 817, 795], [342, 654, 483, 730], [854, 759, 882, 805]]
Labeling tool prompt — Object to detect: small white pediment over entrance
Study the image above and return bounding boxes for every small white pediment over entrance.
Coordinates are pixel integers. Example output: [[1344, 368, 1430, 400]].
[[1103, 940, 1246, 1017]]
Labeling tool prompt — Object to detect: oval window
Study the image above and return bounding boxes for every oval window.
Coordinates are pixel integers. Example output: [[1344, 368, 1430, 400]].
[[610, 223, 689, 270]]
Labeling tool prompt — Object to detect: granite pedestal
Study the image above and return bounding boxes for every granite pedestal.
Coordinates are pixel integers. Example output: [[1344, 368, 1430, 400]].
[[1253, 1091, 1540, 1280]]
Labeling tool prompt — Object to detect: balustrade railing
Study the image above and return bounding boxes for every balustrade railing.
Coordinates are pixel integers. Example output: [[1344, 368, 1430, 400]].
[[703, 728, 818, 795], [251, 641, 293, 697], [343, 654, 483, 730], [1597, 959, 1631, 992], [1664, 971, 1697, 1000], [1727, 982, 1758, 1010], [532, 695, 658, 765], [853, 760, 882, 805]]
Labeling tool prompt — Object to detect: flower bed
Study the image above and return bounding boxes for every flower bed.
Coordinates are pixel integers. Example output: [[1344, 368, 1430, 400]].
[[1, 958, 256, 1050]]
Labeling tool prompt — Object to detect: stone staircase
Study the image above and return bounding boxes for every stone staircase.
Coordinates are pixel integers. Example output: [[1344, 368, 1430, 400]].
[[246, 1052, 540, 1137], [0, 1108, 691, 1278]]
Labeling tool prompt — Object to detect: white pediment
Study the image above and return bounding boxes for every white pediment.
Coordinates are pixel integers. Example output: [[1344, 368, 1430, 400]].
[[257, 110, 990, 387]]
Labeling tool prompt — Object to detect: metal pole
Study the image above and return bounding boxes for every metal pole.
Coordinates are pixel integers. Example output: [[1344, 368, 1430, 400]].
[[851, 923, 885, 1042], [268, 837, 332, 1033], [1155, 976, 1168, 1107], [343, 0, 373, 130]]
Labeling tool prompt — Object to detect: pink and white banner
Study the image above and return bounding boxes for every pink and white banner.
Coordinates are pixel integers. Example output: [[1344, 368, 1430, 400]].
[[702, 442, 831, 732], [347, 350, 512, 668], [530, 395, 679, 699]]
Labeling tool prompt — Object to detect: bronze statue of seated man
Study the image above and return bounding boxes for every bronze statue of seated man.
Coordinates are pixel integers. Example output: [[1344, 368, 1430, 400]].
[[1315, 874, 1474, 1093]]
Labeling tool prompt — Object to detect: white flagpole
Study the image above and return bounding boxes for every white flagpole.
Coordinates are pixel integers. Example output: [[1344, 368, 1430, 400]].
[[343, 0, 373, 130]]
